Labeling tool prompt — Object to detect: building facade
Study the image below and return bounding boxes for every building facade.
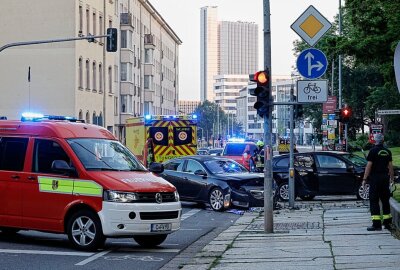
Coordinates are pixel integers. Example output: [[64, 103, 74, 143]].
[[200, 6, 258, 103], [213, 74, 249, 114], [119, 0, 182, 141], [0, 0, 119, 135], [0, 0, 180, 142], [200, 6, 219, 102], [219, 21, 258, 75], [178, 100, 200, 115]]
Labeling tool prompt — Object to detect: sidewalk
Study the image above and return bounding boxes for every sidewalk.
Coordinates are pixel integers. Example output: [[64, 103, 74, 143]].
[[182, 200, 400, 270]]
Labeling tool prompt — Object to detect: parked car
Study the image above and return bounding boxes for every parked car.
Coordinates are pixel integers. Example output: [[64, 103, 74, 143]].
[[221, 142, 258, 170], [273, 151, 375, 201], [208, 148, 223, 156], [159, 156, 268, 211], [196, 149, 209, 155]]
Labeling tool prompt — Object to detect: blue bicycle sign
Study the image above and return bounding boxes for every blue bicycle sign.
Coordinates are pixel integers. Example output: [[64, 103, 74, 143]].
[[296, 48, 328, 79]]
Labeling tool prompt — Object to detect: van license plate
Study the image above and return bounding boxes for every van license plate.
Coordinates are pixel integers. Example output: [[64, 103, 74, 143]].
[[151, 223, 172, 232]]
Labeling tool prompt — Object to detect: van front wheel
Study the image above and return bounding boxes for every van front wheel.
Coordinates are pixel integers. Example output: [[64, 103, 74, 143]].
[[67, 210, 105, 251], [134, 234, 168, 247]]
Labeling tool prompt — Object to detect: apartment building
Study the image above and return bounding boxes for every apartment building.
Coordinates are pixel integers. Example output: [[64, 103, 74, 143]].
[[179, 100, 200, 115], [0, 0, 119, 135], [119, 0, 181, 124]]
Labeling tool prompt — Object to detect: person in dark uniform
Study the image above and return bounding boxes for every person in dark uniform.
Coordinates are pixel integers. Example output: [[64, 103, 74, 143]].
[[362, 133, 395, 231]]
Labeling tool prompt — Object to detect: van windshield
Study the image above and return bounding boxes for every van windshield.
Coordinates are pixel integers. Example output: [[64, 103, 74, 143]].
[[67, 138, 146, 171]]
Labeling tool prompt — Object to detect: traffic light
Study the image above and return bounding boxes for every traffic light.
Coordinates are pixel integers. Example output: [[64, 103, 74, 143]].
[[294, 104, 304, 120], [106, 28, 118, 52], [249, 70, 270, 118], [340, 106, 352, 123]]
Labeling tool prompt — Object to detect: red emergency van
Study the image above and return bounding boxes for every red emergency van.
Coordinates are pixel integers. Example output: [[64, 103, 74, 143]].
[[0, 114, 181, 250]]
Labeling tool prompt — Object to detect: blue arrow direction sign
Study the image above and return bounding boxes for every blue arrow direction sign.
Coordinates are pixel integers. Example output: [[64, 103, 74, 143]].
[[297, 48, 328, 79]]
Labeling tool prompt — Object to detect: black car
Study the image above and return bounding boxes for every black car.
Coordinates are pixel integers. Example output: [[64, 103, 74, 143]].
[[273, 151, 371, 201], [159, 156, 266, 211]]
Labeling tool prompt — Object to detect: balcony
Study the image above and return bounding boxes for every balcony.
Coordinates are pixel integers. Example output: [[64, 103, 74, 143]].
[[144, 34, 155, 49], [120, 13, 133, 26]]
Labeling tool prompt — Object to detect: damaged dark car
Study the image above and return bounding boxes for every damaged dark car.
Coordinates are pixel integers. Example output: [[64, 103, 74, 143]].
[[159, 156, 268, 211]]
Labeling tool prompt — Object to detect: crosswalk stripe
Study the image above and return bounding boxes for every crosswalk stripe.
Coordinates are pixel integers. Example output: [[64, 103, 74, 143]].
[[181, 209, 201, 221]]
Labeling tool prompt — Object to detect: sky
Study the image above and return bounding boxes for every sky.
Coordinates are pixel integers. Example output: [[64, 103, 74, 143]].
[[150, 0, 340, 101]]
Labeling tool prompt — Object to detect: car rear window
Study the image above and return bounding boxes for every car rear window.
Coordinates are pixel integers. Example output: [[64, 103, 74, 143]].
[[223, 143, 257, 156]]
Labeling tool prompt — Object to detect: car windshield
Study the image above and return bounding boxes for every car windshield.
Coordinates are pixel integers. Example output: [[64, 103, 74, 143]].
[[204, 159, 248, 174], [209, 149, 222, 155], [341, 154, 368, 167], [67, 138, 146, 171]]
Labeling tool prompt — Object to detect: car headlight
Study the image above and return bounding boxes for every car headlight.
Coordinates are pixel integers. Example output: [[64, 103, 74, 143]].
[[174, 190, 180, 202], [103, 190, 139, 203]]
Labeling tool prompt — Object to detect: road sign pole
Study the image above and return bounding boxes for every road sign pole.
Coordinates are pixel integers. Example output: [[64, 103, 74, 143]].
[[289, 89, 295, 208], [263, 0, 273, 234]]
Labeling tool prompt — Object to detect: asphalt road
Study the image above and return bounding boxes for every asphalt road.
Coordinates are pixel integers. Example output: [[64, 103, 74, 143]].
[[0, 203, 242, 270]]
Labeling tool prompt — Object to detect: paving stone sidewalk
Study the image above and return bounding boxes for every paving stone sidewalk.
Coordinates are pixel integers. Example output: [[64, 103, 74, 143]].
[[182, 200, 400, 270]]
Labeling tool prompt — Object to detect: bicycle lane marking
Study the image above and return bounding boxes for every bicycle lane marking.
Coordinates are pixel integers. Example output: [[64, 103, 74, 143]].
[[75, 249, 113, 266]]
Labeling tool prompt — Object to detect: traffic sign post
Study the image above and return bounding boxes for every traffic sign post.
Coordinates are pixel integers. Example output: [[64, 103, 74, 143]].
[[297, 48, 328, 79]]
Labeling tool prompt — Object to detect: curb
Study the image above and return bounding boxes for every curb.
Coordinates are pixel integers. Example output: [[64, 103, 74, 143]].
[[180, 212, 259, 270], [390, 197, 400, 229]]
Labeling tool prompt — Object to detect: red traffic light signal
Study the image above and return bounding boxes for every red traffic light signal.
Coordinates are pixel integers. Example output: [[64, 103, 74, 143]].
[[340, 106, 352, 123]]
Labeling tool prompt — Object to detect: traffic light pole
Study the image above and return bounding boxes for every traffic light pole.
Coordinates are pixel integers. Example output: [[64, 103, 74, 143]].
[[345, 123, 348, 151], [0, 34, 109, 53], [263, 0, 273, 233]]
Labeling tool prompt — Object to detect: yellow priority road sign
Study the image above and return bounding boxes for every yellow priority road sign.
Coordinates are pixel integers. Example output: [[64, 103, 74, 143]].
[[291, 5, 332, 47]]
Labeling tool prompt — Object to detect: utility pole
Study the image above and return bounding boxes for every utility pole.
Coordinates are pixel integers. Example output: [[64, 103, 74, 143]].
[[263, 0, 273, 233]]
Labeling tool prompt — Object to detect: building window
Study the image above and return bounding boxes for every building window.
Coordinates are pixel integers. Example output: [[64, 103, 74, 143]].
[[99, 14, 104, 36], [86, 59, 90, 90], [121, 30, 127, 48], [79, 110, 83, 120], [92, 12, 96, 36], [86, 8, 90, 35], [79, 6, 83, 34], [108, 66, 112, 93], [99, 63, 103, 92], [144, 75, 150, 89], [121, 95, 127, 113], [120, 63, 127, 81], [92, 62, 96, 91], [78, 57, 83, 89], [86, 111, 90, 124], [144, 48, 153, 64], [114, 97, 118, 116]]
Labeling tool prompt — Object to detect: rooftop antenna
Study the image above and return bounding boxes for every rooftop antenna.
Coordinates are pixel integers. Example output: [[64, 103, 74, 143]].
[[28, 66, 31, 111]]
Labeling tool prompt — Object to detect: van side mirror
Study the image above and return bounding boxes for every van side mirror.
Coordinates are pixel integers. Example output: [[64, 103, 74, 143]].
[[51, 160, 76, 175], [149, 162, 164, 174]]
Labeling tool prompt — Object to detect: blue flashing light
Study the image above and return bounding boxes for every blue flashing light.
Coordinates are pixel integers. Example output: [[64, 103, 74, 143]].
[[230, 163, 236, 168], [145, 115, 152, 120], [228, 138, 245, 143], [192, 114, 198, 119], [21, 112, 44, 121]]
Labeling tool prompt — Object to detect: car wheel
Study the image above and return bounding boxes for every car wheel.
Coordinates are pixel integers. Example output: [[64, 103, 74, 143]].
[[209, 187, 225, 211], [0, 227, 20, 235], [300, 195, 315, 201], [357, 183, 369, 200], [133, 234, 168, 247], [278, 182, 289, 201], [67, 209, 105, 251]]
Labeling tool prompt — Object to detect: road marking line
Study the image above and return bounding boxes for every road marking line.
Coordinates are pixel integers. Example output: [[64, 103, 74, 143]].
[[75, 249, 112, 266], [117, 248, 180, 253], [0, 249, 92, 256], [181, 209, 201, 221]]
